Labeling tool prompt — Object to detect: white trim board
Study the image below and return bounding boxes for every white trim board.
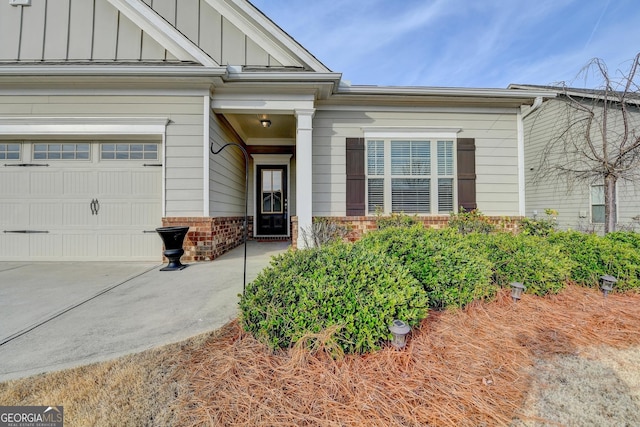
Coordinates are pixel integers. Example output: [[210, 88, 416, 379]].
[[0, 117, 170, 135], [106, 0, 219, 67]]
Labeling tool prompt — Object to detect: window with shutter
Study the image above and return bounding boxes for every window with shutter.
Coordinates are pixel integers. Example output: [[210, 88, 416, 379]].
[[364, 136, 457, 215]]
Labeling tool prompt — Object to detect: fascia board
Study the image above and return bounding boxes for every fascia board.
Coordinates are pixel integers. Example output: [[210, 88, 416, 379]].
[[204, 0, 330, 72], [106, 0, 219, 67], [223, 70, 341, 98]]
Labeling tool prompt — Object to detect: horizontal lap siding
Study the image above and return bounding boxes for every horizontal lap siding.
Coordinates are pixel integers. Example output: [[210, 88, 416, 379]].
[[209, 112, 246, 217], [525, 101, 599, 229], [312, 109, 521, 217], [524, 100, 640, 229], [0, 95, 205, 217]]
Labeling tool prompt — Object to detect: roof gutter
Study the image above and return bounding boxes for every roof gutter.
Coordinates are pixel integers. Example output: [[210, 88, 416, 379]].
[[336, 85, 556, 99], [522, 96, 544, 118], [0, 65, 228, 78]]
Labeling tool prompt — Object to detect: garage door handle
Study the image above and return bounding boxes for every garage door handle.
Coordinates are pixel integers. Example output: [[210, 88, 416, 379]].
[[90, 199, 100, 215], [3, 230, 49, 234]]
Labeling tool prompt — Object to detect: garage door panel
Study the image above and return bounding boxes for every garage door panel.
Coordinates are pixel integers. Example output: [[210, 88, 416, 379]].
[[0, 234, 30, 258], [63, 234, 98, 258], [30, 202, 64, 227], [98, 234, 132, 258], [99, 170, 132, 195], [0, 203, 28, 227], [97, 202, 131, 226], [131, 233, 162, 259], [63, 202, 96, 227], [0, 170, 29, 194], [29, 233, 63, 258], [30, 171, 62, 195], [132, 171, 162, 194], [131, 202, 161, 226], [64, 171, 97, 195]]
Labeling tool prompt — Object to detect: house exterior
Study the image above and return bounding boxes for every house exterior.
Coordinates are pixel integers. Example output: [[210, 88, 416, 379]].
[[512, 84, 640, 232], [0, 0, 552, 262]]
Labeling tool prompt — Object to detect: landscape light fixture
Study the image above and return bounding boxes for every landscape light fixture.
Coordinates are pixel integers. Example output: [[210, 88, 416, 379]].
[[510, 282, 525, 302], [389, 319, 411, 349], [260, 118, 271, 128], [600, 275, 617, 298]]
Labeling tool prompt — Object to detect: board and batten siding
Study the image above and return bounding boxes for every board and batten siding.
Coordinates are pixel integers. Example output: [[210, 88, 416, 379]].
[[312, 109, 522, 217], [0, 0, 291, 67], [523, 99, 640, 230], [0, 94, 206, 217]]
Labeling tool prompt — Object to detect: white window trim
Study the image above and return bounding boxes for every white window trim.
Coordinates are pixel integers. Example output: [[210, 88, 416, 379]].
[[365, 129, 460, 216]]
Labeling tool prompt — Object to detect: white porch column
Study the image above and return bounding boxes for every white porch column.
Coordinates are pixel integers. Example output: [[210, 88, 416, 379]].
[[295, 108, 315, 248]]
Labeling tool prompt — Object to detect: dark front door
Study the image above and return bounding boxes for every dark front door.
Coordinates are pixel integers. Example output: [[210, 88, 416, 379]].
[[256, 165, 288, 236]]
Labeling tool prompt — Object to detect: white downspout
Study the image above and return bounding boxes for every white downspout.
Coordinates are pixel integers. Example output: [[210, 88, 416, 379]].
[[517, 96, 544, 216]]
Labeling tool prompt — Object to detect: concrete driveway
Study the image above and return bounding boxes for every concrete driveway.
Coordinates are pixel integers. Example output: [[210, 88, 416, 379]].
[[0, 241, 289, 382]]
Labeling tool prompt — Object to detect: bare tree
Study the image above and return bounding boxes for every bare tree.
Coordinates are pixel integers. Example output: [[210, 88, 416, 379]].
[[537, 53, 640, 233]]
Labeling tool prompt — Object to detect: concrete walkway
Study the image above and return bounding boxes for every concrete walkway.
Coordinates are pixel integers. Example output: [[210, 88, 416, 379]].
[[0, 241, 289, 382]]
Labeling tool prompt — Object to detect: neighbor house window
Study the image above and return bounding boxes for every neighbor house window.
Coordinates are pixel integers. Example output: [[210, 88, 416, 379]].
[[590, 184, 618, 224], [366, 137, 456, 214], [591, 185, 605, 223], [101, 143, 158, 160], [33, 143, 90, 160], [0, 143, 20, 160]]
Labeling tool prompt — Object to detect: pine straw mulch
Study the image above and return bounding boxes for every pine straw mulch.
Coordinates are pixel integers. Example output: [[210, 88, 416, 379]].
[[175, 285, 640, 426]]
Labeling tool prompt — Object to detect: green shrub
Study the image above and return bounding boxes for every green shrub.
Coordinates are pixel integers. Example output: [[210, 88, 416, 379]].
[[605, 231, 640, 252], [448, 208, 496, 234], [239, 242, 429, 354], [469, 232, 572, 296], [359, 226, 496, 309], [548, 231, 640, 291], [519, 209, 558, 237], [375, 211, 418, 229]]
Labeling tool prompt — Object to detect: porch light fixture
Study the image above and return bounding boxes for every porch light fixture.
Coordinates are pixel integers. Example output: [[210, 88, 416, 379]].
[[600, 275, 617, 298], [389, 319, 411, 349], [510, 282, 525, 302], [260, 119, 271, 128]]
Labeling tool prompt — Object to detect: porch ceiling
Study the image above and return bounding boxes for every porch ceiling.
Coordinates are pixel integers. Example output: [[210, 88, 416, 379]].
[[223, 113, 295, 143]]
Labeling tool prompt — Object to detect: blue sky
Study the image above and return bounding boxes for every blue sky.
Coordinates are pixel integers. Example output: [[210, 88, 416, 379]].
[[250, 0, 640, 89]]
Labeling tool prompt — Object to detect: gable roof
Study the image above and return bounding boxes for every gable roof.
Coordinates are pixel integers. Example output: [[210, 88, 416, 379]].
[[0, 0, 329, 73]]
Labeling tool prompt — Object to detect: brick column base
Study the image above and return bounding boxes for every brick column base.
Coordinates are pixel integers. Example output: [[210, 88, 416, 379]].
[[161, 216, 253, 262]]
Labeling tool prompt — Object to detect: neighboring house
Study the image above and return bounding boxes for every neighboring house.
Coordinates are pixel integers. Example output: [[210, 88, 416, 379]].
[[511, 84, 640, 232], [0, 0, 551, 262]]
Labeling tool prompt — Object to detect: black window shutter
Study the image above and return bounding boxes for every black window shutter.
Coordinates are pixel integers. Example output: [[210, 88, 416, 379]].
[[346, 137, 365, 216], [457, 138, 477, 211]]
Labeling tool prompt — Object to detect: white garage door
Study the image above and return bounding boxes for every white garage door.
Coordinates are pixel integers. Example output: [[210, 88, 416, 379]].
[[0, 141, 163, 261]]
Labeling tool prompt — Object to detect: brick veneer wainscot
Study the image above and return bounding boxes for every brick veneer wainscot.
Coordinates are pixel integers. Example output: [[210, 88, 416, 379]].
[[161, 217, 253, 262], [291, 216, 522, 249]]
